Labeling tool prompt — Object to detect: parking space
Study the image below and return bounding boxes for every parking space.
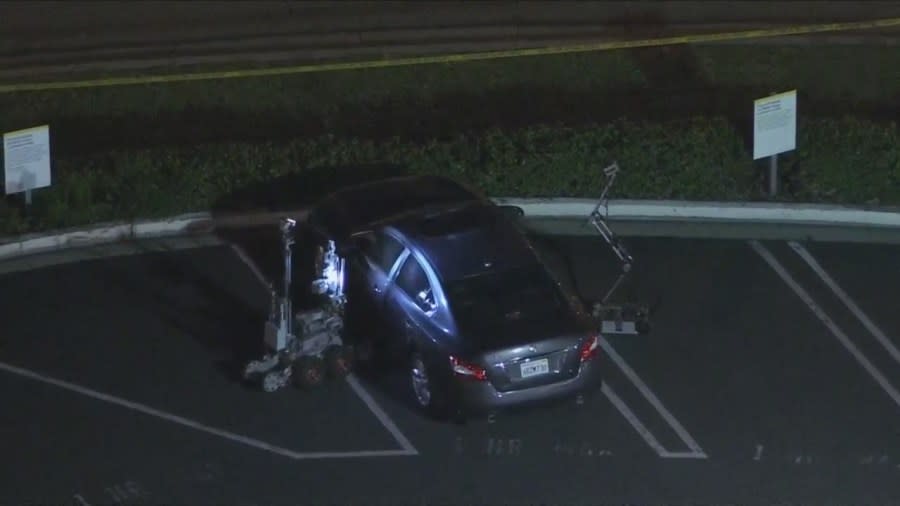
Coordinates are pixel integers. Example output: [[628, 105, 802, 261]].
[[3, 224, 900, 505], [789, 241, 900, 344], [222, 222, 900, 497], [752, 240, 900, 405], [530, 234, 900, 464], [0, 242, 417, 496]]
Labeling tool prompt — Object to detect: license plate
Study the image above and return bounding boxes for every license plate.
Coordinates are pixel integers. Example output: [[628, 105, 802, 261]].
[[520, 358, 550, 378]]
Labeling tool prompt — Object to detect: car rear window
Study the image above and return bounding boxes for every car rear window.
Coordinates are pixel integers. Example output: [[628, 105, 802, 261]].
[[444, 263, 567, 334], [310, 178, 482, 238]]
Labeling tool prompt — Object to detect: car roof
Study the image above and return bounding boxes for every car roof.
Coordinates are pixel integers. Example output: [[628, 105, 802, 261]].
[[389, 202, 540, 283], [308, 175, 487, 239]]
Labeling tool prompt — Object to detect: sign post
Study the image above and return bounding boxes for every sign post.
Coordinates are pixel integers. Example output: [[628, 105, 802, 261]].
[[4, 125, 52, 208], [753, 90, 797, 198]]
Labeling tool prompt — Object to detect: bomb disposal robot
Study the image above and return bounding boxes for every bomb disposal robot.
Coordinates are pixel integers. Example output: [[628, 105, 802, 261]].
[[242, 217, 354, 392]]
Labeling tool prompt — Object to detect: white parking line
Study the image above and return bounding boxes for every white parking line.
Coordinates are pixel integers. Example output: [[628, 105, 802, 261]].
[[346, 374, 419, 455], [230, 244, 272, 289], [659, 451, 709, 459], [601, 383, 668, 456], [788, 241, 900, 367], [0, 360, 415, 460], [749, 240, 900, 409], [598, 337, 707, 458]]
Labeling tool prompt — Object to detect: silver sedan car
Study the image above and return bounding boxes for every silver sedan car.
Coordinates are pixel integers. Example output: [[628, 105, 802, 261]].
[[307, 175, 603, 421]]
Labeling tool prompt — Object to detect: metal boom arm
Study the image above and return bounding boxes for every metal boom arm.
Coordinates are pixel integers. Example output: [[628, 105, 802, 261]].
[[589, 162, 632, 304]]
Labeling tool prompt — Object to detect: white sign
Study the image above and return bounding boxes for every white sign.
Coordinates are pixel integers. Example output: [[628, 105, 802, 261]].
[[4, 124, 51, 195], [753, 90, 797, 160]]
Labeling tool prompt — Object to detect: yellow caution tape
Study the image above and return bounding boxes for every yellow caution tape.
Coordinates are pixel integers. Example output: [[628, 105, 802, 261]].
[[1, 17, 898, 94]]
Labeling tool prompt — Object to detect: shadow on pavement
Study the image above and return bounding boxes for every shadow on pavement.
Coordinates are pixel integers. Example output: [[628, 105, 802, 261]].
[[89, 240, 268, 387]]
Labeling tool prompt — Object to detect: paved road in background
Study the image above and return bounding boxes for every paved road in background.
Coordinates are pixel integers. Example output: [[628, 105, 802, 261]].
[[2, 225, 900, 505], [7, 1, 899, 46], [3, 1, 900, 81]]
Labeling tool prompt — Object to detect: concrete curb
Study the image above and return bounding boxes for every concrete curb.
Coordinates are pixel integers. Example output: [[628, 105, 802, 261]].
[[0, 212, 213, 261], [494, 198, 900, 227], [2, 199, 899, 261], [0, 209, 313, 261]]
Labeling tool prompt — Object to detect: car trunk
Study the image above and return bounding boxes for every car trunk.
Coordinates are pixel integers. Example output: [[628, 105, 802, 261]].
[[447, 262, 588, 391], [458, 312, 587, 392]]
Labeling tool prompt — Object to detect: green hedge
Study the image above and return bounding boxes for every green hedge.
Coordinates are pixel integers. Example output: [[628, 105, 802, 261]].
[[1, 116, 898, 237]]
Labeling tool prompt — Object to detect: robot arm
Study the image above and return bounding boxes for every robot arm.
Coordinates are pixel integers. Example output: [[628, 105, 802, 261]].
[[588, 163, 650, 334], [589, 162, 633, 303]]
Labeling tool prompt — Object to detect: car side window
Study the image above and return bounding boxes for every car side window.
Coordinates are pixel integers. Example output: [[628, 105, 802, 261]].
[[363, 231, 405, 273], [395, 255, 436, 313]]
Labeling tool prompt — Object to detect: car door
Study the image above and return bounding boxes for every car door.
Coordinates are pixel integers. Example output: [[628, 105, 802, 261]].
[[384, 251, 442, 355], [353, 228, 407, 315]]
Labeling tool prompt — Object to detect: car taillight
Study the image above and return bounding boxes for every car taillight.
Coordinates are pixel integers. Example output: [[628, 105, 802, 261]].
[[450, 356, 487, 381], [579, 334, 599, 362]]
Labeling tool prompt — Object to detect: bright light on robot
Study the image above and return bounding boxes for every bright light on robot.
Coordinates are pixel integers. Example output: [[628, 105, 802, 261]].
[[324, 264, 341, 289]]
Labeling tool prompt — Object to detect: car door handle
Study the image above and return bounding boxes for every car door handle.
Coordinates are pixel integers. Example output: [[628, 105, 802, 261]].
[[373, 285, 382, 293]]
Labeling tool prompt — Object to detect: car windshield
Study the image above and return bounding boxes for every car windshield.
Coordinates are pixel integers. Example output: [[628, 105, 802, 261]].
[[444, 263, 568, 336]]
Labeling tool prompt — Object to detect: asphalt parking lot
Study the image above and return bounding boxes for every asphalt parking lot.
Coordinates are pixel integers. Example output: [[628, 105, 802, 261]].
[[2, 222, 900, 505]]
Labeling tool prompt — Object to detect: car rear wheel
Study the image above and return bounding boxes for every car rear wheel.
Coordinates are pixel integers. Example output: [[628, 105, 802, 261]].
[[409, 350, 459, 421], [410, 352, 433, 409]]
